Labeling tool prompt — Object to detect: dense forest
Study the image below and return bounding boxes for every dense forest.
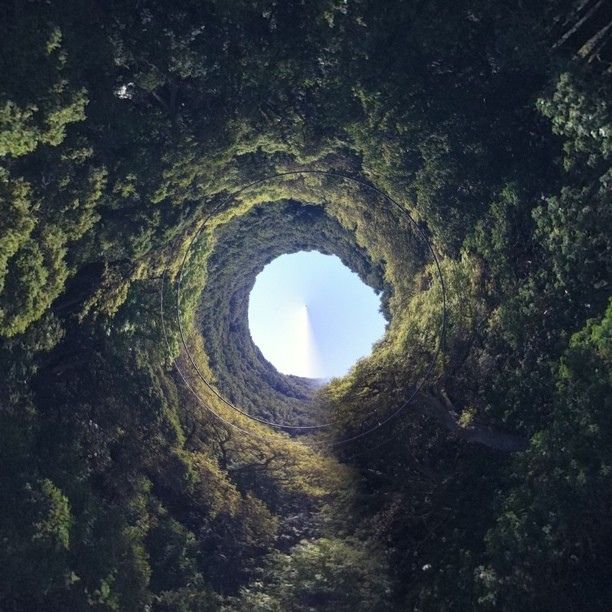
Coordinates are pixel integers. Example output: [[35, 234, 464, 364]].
[[1, 1, 610, 610], [198, 199, 388, 429]]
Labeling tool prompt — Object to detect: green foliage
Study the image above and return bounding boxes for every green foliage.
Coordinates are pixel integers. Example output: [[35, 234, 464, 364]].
[[537, 72, 611, 172], [0, 478, 73, 606], [0, 25, 87, 158], [0, 1, 610, 610], [233, 538, 391, 611], [0, 16, 106, 337], [476, 302, 612, 610]]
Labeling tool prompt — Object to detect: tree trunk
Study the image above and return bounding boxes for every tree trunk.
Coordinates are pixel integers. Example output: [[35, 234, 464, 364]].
[[552, 0, 604, 50], [420, 390, 528, 452]]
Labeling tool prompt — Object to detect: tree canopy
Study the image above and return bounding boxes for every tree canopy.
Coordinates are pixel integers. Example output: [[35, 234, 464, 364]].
[[1, 0, 610, 610]]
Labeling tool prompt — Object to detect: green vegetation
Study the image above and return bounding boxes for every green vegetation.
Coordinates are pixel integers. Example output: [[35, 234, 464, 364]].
[[0, 1, 610, 610], [198, 199, 388, 428]]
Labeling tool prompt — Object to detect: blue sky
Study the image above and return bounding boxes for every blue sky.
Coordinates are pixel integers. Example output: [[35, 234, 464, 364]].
[[248, 251, 387, 379]]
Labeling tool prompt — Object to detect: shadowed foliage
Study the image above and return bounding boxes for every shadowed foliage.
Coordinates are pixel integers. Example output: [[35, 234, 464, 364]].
[[1, 1, 610, 610]]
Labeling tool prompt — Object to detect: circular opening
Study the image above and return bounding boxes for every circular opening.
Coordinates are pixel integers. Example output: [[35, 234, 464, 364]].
[[248, 251, 387, 381]]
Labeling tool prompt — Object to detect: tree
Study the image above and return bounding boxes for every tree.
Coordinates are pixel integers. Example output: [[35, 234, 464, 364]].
[[234, 538, 391, 611]]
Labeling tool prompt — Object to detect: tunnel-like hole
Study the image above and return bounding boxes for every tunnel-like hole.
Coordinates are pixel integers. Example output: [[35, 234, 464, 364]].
[[196, 198, 392, 429], [248, 251, 387, 381]]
